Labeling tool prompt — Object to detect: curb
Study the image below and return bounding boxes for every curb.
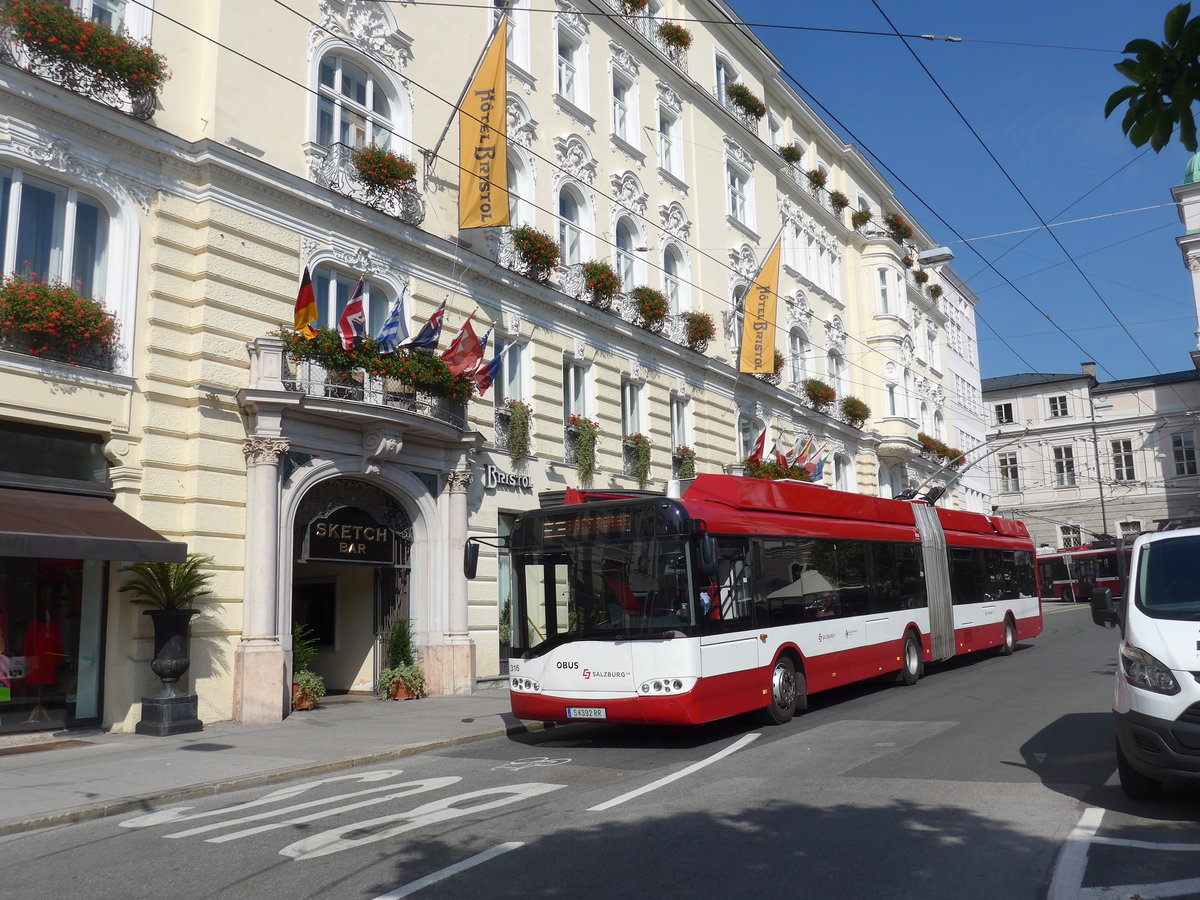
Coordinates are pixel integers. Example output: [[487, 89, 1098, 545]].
[[0, 719, 542, 838]]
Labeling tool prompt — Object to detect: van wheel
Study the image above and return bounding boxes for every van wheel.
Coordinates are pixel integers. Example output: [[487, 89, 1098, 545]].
[[759, 656, 800, 725], [1000, 618, 1016, 656], [896, 631, 923, 686], [1116, 738, 1162, 801]]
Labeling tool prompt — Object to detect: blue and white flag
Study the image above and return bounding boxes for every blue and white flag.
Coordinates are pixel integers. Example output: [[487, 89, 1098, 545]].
[[375, 282, 410, 354]]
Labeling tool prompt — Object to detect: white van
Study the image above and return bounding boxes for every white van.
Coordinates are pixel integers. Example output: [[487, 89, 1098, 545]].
[[1091, 527, 1200, 799]]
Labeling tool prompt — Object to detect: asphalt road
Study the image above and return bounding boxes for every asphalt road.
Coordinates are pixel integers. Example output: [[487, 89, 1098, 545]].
[[2, 604, 1197, 899]]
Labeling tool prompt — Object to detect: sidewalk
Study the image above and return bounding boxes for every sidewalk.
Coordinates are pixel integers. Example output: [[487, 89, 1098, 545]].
[[0, 690, 529, 837]]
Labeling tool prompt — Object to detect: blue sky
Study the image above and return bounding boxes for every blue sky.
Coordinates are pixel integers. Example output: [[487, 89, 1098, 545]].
[[731, 0, 1194, 382]]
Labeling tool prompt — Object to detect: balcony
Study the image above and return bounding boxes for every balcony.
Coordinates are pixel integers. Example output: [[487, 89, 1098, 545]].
[[244, 337, 469, 433], [713, 87, 760, 137], [308, 143, 425, 227], [600, 0, 689, 73], [0, 18, 160, 119]]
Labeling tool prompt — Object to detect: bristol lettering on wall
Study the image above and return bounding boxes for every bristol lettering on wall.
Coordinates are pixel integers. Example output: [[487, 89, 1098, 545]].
[[482, 463, 532, 492], [303, 506, 395, 564]]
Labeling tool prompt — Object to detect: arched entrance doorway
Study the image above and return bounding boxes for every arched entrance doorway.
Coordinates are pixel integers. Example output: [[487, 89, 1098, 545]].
[[291, 478, 412, 694]]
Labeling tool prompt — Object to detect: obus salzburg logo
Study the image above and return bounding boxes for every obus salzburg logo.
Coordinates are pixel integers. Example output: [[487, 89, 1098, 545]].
[[556, 661, 579, 670]]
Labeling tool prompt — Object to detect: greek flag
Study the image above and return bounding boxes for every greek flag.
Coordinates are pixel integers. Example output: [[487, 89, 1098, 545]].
[[375, 282, 409, 354]]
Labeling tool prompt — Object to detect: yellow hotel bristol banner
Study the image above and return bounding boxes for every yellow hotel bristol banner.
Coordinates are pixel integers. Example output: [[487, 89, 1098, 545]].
[[738, 239, 782, 374], [458, 19, 509, 230]]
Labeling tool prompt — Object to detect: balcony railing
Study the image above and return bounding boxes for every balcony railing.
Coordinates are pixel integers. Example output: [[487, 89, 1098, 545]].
[[599, 0, 688, 73], [282, 356, 467, 430], [310, 142, 425, 226], [0, 25, 157, 119], [713, 87, 760, 136]]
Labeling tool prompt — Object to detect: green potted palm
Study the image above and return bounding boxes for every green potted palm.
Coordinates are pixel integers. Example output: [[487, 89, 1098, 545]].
[[377, 618, 425, 700], [119, 552, 214, 735], [291, 623, 326, 711]]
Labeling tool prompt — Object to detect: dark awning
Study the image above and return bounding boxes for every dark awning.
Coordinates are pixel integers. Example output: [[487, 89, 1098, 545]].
[[0, 488, 187, 563]]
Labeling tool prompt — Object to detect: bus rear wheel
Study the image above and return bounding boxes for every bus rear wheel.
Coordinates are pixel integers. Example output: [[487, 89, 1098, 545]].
[[896, 631, 923, 686], [1062, 587, 1075, 604], [1000, 617, 1016, 656], [761, 656, 800, 725]]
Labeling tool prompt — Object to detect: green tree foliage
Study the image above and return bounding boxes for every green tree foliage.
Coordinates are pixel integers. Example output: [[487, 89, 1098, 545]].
[[1106, 4, 1200, 151]]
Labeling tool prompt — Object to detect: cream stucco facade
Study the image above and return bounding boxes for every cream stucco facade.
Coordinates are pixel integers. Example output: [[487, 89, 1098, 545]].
[[0, 0, 984, 731]]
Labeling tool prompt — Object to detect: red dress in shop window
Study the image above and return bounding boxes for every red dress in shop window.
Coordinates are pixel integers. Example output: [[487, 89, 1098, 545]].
[[23, 619, 62, 686]]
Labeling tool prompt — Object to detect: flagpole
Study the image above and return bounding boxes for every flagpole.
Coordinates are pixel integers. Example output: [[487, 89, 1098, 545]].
[[423, 11, 508, 178]]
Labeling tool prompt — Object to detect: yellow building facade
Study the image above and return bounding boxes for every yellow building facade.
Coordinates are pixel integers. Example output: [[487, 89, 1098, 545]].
[[0, 0, 976, 733]]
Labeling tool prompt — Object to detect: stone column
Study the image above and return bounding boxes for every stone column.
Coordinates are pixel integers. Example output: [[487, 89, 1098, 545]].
[[425, 467, 476, 695], [233, 437, 290, 723]]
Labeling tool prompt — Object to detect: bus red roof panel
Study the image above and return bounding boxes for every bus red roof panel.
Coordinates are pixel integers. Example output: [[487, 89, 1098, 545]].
[[681, 474, 918, 527]]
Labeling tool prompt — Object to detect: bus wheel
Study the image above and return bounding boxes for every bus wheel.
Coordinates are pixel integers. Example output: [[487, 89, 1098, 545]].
[[761, 656, 798, 725], [1062, 587, 1075, 604], [896, 631, 923, 686], [1001, 618, 1016, 656]]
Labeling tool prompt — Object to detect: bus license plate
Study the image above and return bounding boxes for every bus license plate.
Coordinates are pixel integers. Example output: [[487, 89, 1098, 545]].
[[566, 707, 606, 719]]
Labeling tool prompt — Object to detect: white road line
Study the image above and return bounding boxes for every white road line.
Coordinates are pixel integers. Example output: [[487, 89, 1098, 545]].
[[1048, 806, 1104, 900], [373, 842, 524, 899], [587, 732, 761, 812]]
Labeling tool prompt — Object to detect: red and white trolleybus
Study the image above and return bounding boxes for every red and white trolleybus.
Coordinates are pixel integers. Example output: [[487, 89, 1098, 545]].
[[481, 474, 1040, 726], [1036, 543, 1132, 604]]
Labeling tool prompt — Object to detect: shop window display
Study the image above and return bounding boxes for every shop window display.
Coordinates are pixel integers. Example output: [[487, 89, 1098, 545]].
[[0, 558, 105, 732]]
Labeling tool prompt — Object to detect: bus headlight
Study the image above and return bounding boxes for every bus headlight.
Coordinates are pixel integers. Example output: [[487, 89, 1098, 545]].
[[1120, 643, 1180, 695]]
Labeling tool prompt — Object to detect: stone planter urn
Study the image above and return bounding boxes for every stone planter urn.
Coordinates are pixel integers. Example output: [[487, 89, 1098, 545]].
[[136, 608, 203, 736]]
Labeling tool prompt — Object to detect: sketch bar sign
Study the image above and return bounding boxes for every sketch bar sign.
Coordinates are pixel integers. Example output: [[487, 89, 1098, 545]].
[[458, 18, 508, 230], [303, 506, 395, 564]]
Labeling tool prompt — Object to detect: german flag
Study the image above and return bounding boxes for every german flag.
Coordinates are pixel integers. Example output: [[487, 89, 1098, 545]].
[[293, 266, 318, 339]]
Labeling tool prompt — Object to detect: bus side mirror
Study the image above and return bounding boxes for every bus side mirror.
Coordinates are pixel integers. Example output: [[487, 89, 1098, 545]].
[[697, 535, 717, 578], [1090, 587, 1120, 628], [464, 542, 480, 579]]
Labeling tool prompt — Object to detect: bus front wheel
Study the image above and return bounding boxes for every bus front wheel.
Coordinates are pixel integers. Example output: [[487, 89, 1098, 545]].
[[761, 656, 800, 725]]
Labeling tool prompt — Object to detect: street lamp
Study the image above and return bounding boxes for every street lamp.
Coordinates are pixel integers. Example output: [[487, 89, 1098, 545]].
[[1090, 399, 1113, 540]]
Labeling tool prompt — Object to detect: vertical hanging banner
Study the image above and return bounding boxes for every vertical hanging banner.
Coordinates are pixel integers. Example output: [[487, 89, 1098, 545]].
[[458, 19, 509, 230], [738, 239, 782, 374]]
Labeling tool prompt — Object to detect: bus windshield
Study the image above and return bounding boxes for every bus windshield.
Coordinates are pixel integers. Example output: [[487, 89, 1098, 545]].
[[513, 535, 698, 653], [1135, 535, 1200, 621]]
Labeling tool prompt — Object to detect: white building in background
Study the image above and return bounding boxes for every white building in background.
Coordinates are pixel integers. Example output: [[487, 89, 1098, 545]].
[[0, 0, 984, 734], [981, 154, 1200, 549]]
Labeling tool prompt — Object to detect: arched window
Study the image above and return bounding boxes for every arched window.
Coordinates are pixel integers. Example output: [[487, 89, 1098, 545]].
[[934, 410, 944, 441], [317, 53, 396, 150], [834, 453, 851, 491], [1, 167, 110, 299], [506, 151, 533, 226], [558, 186, 584, 266], [312, 266, 391, 335], [827, 350, 846, 398], [920, 401, 930, 434], [737, 413, 760, 460], [732, 283, 748, 351], [788, 328, 807, 384], [663, 244, 687, 314], [615, 218, 637, 290]]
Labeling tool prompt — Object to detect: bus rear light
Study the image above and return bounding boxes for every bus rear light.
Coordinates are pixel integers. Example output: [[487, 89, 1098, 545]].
[[638, 677, 692, 696]]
